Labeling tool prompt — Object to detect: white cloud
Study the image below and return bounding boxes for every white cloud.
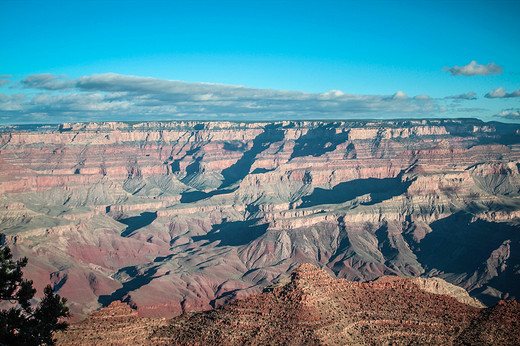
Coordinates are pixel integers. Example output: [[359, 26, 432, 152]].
[[496, 108, 520, 119], [443, 60, 503, 76], [0, 93, 26, 111], [20, 73, 75, 90], [445, 91, 477, 100], [391, 90, 408, 99], [320, 90, 345, 99], [0, 73, 443, 124], [485, 87, 520, 98], [0, 75, 11, 87]]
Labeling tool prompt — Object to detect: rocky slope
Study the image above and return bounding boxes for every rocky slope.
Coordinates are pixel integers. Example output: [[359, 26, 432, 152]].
[[55, 264, 520, 345], [153, 264, 519, 345], [55, 300, 166, 345], [1, 119, 520, 320]]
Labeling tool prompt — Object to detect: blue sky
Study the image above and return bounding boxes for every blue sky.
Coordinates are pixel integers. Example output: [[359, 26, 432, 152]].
[[1, 0, 519, 124]]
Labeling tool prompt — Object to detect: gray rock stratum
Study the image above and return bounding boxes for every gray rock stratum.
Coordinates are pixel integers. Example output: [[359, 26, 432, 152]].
[[1, 119, 519, 320]]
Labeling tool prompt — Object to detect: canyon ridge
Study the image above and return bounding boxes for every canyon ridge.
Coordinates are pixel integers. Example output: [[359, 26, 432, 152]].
[[56, 264, 520, 345], [1, 119, 520, 320]]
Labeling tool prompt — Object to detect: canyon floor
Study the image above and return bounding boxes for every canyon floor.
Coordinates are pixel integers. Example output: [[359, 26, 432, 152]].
[[1, 119, 520, 322]]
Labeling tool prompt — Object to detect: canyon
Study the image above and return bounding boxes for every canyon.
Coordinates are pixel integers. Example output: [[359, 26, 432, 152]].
[[1, 118, 520, 322]]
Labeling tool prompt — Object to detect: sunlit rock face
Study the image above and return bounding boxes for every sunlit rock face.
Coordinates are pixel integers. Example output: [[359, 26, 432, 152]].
[[1, 119, 520, 320]]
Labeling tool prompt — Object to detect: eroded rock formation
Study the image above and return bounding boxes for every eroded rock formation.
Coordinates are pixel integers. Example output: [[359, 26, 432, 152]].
[[1, 119, 520, 320]]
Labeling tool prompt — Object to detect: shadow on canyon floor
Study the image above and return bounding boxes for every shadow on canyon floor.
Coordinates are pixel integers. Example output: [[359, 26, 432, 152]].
[[290, 123, 350, 159], [417, 212, 520, 276], [299, 176, 412, 208], [98, 266, 158, 307], [219, 124, 284, 189], [192, 219, 268, 247], [119, 212, 157, 237], [180, 187, 237, 203], [471, 241, 520, 306]]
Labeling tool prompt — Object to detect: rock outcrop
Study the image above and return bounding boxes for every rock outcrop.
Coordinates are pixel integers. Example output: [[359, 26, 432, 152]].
[[54, 264, 519, 345], [55, 301, 166, 345], [1, 119, 520, 319], [152, 263, 519, 345]]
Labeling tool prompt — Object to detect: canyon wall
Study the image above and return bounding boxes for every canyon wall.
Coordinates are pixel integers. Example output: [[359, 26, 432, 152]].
[[1, 119, 520, 320]]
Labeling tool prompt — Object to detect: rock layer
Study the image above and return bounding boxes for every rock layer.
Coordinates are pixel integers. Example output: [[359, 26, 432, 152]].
[[1, 119, 520, 319]]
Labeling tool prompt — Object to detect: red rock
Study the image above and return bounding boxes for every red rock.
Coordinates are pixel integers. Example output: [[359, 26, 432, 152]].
[[149, 264, 519, 345]]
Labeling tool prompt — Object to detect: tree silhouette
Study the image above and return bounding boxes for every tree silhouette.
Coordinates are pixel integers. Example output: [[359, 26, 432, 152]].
[[1, 235, 69, 345]]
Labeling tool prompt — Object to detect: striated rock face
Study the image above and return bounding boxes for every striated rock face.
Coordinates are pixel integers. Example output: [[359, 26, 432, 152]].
[[1, 119, 520, 320], [151, 263, 519, 345], [412, 277, 485, 308]]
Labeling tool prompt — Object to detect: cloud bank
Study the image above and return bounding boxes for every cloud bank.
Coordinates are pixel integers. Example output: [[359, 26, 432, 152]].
[[485, 87, 520, 98], [0, 75, 11, 87], [443, 61, 503, 76], [0, 73, 445, 124], [496, 108, 520, 119], [445, 92, 477, 100]]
